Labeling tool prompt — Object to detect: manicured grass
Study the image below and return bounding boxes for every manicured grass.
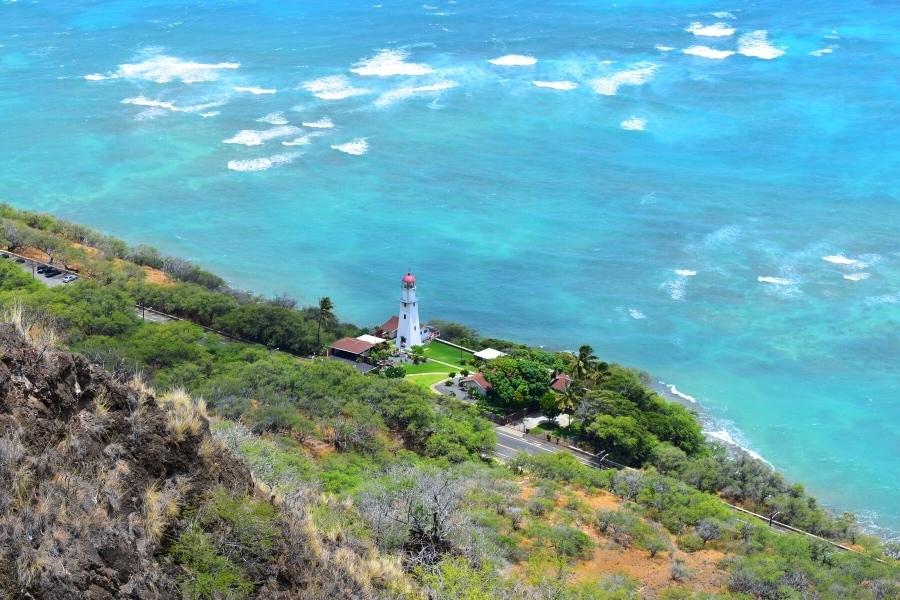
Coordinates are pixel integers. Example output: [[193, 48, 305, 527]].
[[406, 373, 451, 392], [402, 361, 457, 375], [422, 340, 474, 365]]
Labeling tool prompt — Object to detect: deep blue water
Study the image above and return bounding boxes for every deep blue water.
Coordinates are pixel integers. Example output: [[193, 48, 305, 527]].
[[2, 0, 899, 537]]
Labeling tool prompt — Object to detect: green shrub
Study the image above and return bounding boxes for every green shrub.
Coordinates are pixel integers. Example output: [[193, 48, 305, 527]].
[[676, 532, 705, 553], [527, 497, 555, 517], [171, 525, 254, 599]]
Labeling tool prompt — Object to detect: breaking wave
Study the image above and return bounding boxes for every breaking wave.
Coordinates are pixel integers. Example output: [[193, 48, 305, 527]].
[[488, 55, 537, 66], [590, 63, 658, 96], [227, 152, 301, 172], [302, 75, 370, 100], [350, 48, 433, 76]]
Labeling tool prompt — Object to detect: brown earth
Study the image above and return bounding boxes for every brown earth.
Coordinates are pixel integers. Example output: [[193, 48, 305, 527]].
[[7, 243, 172, 284], [517, 483, 728, 599]]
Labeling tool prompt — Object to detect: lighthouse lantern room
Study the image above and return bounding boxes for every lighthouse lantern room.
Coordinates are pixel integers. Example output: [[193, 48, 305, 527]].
[[397, 271, 422, 349]]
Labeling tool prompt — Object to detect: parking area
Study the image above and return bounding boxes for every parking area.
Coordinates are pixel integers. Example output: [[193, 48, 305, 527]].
[[1, 251, 78, 288]]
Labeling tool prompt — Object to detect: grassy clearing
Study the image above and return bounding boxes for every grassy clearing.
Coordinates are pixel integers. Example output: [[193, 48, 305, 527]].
[[401, 361, 458, 375], [406, 373, 451, 392], [422, 340, 473, 365]]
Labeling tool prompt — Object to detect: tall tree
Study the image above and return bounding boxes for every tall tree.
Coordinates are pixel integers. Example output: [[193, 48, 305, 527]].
[[316, 296, 335, 352], [572, 344, 610, 386], [572, 344, 598, 382]]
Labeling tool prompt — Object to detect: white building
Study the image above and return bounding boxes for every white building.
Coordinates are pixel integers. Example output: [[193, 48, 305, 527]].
[[396, 271, 423, 349]]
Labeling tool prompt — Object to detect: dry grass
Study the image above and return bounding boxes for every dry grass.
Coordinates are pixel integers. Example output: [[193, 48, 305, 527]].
[[159, 388, 206, 444]]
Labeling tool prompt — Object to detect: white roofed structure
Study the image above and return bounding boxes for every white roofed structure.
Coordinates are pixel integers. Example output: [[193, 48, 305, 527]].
[[473, 348, 506, 361], [356, 334, 387, 345]]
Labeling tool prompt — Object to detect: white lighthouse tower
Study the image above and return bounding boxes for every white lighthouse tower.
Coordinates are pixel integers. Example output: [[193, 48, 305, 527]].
[[397, 270, 422, 349]]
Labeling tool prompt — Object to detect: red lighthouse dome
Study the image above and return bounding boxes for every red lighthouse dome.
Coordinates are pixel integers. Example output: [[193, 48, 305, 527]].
[[402, 272, 416, 284]]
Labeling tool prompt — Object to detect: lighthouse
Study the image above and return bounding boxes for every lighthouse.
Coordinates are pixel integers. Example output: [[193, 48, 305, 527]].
[[397, 270, 422, 349]]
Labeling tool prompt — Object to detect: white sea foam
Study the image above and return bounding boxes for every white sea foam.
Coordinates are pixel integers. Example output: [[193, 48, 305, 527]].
[[629, 309, 646, 320], [655, 45, 675, 52], [282, 136, 312, 147], [711, 11, 736, 19], [201, 112, 220, 117], [810, 45, 837, 57], [302, 75, 370, 100], [590, 63, 659, 96], [302, 117, 333, 128], [222, 125, 303, 146], [256, 112, 288, 125], [95, 55, 240, 83], [704, 428, 765, 461], [757, 276, 792, 285], [351, 48, 433, 76], [181, 100, 226, 112], [532, 81, 578, 90], [375, 80, 458, 107], [332, 138, 369, 155], [676, 269, 697, 276], [683, 45, 735, 59], [844, 273, 870, 281], [737, 30, 785, 59], [620, 117, 646, 130], [665, 383, 697, 403], [488, 54, 537, 66], [122, 96, 226, 115], [227, 152, 300, 172], [234, 86, 276, 94], [686, 23, 736, 37], [662, 279, 686, 301], [121, 96, 177, 111], [822, 254, 857, 265], [134, 107, 168, 121]]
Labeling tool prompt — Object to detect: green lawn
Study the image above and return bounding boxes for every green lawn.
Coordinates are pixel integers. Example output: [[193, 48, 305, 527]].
[[401, 361, 458, 375], [406, 373, 451, 392], [421, 340, 474, 366]]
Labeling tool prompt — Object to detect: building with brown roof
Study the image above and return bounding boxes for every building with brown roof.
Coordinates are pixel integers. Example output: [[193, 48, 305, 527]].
[[460, 372, 493, 397], [328, 337, 378, 362], [550, 373, 573, 392], [376, 315, 399, 340]]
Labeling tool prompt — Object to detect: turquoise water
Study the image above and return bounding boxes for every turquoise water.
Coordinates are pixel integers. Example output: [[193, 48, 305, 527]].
[[2, 0, 900, 536]]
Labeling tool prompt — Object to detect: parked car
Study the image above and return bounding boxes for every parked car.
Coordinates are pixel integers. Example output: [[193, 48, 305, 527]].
[[62, 274, 78, 283], [36, 264, 51, 273], [44, 268, 62, 278], [14, 258, 25, 264], [1, 253, 9, 259]]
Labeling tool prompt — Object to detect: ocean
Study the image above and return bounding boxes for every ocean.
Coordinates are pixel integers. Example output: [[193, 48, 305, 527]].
[[2, 0, 899, 537]]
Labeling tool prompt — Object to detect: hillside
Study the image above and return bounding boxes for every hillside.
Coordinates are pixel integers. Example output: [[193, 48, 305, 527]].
[[2, 206, 900, 599]]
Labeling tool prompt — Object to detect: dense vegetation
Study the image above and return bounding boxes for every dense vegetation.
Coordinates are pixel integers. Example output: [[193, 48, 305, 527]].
[[1, 205, 899, 599]]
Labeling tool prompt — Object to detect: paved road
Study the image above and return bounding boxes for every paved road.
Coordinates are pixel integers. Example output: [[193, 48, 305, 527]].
[[3, 251, 76, 288], [493, 426, 598, 468]]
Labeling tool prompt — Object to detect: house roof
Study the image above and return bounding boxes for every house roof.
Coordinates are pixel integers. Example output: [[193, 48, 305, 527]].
[[330, 337, 376, 355], [460, 372, 492, 391], [473, 348, 506, 360], [379, 315, 399, 333], [356, 334, 387, 345], [550, 373, 573, 392]]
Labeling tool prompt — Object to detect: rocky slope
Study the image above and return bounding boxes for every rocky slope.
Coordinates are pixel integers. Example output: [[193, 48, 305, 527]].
[[0, 322, 253, 599]]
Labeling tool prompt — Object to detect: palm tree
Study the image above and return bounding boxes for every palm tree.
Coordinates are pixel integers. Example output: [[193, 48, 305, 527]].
[[316, 296, 335, 353], [572, 344, 598, 382]]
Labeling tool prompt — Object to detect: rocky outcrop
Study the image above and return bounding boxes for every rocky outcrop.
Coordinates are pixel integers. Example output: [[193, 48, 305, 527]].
[[0, 323, 253, 599]]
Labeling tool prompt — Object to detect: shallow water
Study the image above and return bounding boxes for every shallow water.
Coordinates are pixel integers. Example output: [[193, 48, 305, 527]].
[[2, 0, 899, 537]]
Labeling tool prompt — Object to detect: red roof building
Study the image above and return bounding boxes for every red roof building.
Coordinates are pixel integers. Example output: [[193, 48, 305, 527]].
[[460, 372, 492, 396], [377, 315, 400, 339], [550, 373, 573, 392], [328, 337, 377, 361]]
